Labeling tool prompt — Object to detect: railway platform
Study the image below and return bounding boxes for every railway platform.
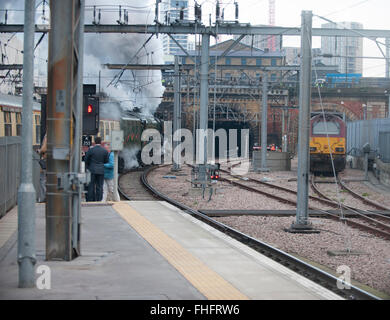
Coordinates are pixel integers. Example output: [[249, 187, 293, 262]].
[[0, 201, 342, 300]]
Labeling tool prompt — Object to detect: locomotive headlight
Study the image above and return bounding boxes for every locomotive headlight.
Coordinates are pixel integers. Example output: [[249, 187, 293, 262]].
[[310, 147, 317, 152], [335, 147, 344, 152]]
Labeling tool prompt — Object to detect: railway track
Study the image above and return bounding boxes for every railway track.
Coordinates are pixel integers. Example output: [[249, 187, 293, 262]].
[[137, 165, 381, 300], [338, 179, 390, 212], [217, 167, 390, 241], [310, 178, 390, 241], [118, 167, 157, 201]]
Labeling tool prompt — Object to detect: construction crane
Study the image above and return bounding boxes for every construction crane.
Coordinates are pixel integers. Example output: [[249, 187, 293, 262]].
[[268, 0, 276, 52]]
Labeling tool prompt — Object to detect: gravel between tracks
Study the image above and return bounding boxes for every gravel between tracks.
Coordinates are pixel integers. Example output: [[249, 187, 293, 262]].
[[148, 164, 390, 296], [148, 166, 297, 211], [215, 215, 390, 296]]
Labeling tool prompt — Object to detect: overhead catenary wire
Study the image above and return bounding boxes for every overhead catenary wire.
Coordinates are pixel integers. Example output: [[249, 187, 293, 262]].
[[107, 33, 155, 88], [310, 21, 354, 251]]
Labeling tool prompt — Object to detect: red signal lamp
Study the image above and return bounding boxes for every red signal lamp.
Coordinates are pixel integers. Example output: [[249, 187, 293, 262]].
[[87, 104, 93, 113]]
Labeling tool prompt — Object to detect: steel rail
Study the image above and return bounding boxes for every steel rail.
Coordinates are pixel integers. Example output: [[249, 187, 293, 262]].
[[117, 166, 159, 201], [310, 179, 390, 240], [139, 165, 381, 300], [220, 168, 345, 209], [220, 167, 390, 240], [339, 179, 390, 213]]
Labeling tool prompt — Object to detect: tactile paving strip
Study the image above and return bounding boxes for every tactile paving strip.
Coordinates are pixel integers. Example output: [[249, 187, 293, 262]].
[[113, 202, 248, 300]]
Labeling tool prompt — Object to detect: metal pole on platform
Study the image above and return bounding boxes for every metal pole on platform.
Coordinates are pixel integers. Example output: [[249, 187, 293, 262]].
[[72, 0, 85, 253], [113, 151, 120, 201], [172, 55, 181, 171], [291, 10, 313, 231], [18, 0, 36, 288], [260, 73, 269, 171], [198, 33, 210, 181], [46, 0, 83, 261]]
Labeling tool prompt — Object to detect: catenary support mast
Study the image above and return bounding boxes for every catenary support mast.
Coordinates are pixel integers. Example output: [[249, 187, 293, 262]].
[[18, 0, 36, 288], [290, 10, 314, 232]]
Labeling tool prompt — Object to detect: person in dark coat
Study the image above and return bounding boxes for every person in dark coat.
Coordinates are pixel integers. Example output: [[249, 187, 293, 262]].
[[85, 136, 109, 201]]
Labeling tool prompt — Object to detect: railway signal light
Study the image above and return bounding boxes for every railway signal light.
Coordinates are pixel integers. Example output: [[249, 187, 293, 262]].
[[83, 96, 99, 135], [210, 169, 220, 181]]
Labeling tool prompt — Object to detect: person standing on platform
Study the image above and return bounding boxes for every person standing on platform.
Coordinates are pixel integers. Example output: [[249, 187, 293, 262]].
[[37, 133, 47, 202], [85, 136, 109, 201], [102, 143, 114, 202]]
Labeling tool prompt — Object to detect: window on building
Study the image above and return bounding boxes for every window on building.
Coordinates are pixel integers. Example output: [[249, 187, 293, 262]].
[[3, 111, 12, 136], [210, 57, 215, 65], [16, 112, 22, 136], [225, 57, 231, 65], [271, 58, 277, 66], [241, 58, 247, 65], [256, 59, 262, 66], [271, 73, 277, 82], [225, 73, 231, 80], [181, 57, 186, 64]]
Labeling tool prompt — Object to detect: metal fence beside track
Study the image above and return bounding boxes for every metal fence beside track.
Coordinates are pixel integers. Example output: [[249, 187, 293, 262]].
[[0, 137, 41, 218], [379, 131, 390, 163], [347, 118, 390, 162]]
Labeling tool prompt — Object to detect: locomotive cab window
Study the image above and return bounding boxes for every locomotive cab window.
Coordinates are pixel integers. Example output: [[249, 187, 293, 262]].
[[312, 120, 340, 135]]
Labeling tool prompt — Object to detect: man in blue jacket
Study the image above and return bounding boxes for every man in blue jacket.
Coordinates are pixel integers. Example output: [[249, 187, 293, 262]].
[[85, 136, 109, 201], [102, 143, 114, 202]]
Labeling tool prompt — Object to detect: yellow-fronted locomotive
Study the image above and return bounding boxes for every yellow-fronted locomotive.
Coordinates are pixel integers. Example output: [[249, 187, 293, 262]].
[[309, 112, 346, 173]]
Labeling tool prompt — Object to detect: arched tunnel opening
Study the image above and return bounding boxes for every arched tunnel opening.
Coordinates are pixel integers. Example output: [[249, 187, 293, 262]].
[[207, 120, 254, 159]]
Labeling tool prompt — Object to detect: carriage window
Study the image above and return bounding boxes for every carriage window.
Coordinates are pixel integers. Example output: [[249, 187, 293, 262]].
[[3, 111, 12, 136], [105, 121, 110, 137], [312, 120, 340, 135], [16, 112, 22, 136], [35, 115, 40, 144], [99, 121, 104, 139]]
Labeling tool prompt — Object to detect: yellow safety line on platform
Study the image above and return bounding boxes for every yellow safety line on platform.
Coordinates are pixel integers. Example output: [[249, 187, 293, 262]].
[[113, 202, 248, 300], [0, 207, 18, 249]]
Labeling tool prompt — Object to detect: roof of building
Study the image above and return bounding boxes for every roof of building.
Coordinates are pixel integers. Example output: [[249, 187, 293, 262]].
[[176, 39, 285, 58]]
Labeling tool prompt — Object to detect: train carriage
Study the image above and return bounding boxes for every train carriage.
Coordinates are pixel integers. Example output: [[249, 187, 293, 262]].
[[309, 112, 346, 174], [0, 93, 42, 147]]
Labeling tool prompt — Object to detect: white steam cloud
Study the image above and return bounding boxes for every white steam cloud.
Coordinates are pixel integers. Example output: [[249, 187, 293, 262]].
[[121, 146, 141, 169], [84, 0, 165, 119]]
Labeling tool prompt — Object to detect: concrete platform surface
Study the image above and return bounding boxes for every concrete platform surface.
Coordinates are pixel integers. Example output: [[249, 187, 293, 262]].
[[0, 203, 204, 300], [0, 201, 342, 300]]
